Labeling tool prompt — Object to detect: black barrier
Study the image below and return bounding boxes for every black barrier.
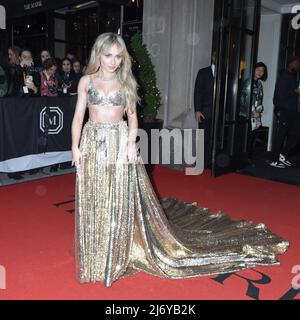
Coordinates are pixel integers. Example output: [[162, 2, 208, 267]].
[[0, 96, 76, 162]]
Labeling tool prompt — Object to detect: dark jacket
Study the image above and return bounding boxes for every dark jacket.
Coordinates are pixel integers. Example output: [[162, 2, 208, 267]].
[[57, 70, 79, 95], [7, 64, 39, 97], [7, 63, 20, 96], [273, 69, 298, 113], [0, 65, 8, 97], [194, 66, 214, 119]]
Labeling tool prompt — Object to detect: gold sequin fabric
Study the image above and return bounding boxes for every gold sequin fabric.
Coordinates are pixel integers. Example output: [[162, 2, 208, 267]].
[[75, 119, 289, 287]]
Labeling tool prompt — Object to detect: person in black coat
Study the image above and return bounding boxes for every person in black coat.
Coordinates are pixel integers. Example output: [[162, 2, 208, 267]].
[[194, 51, 216, 169], [270, 56, 300, 168], [57, 58, 79, 95], [8, 48, 39, 97]]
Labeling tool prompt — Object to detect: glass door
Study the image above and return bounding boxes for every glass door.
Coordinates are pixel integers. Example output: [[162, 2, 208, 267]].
[[11, 12, 49, 58], [211, 0, 261, 177]]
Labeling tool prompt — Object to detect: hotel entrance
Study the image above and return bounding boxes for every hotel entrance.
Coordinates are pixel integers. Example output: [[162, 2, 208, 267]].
[[212, 0, 261, 177], [2, 0, 142, 64]]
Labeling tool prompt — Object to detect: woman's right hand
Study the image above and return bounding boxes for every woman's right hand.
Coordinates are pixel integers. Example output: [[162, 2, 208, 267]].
[[72, 147, 82, 167]]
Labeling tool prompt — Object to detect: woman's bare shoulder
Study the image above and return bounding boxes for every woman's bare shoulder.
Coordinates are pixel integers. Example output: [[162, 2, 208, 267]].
[[79, 74, 91, 84], [77, 74, 91, 91]]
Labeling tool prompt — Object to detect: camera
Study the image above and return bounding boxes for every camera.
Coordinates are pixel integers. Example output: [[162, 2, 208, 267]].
[[48, 85, 58, 94], [25, 65, 35, 75]]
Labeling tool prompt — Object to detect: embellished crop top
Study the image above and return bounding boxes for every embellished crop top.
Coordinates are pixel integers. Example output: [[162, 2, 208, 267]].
[[87, 76, 126, 108]]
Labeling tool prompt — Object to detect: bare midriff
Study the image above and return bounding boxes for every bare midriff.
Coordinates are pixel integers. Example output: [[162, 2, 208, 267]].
[[88, 105, 125, 124]]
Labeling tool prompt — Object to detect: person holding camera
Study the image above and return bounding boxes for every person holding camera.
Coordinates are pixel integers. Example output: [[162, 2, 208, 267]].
[[38, 58, 58, 97], [15, 48, 39, 96], [57, 58, 79, 95]]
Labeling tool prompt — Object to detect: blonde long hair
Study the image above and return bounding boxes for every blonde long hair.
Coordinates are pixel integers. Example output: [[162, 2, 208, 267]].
[[85, 33, 140, 115]]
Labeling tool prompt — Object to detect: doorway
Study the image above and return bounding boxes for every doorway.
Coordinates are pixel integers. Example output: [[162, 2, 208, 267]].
[[53, 2, 121, 65], [212, 0, 261, 177]]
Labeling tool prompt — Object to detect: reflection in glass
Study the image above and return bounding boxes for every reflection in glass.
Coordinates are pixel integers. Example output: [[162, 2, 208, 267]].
[[238, 33, 254, 119], [243, 0, 256, 31], [225, 28, 240, 122], [230, 0, 242, 26]]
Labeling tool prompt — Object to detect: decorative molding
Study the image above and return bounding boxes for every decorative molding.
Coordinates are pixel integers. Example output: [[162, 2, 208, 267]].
[[262, 0, 300, 14], [262, 0, 282, 13], [281, 4, 299, 14]]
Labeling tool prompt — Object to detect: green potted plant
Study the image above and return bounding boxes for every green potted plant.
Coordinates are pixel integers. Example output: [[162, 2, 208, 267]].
[[130, 32, 163, 124], [130, 32, 163, 173]]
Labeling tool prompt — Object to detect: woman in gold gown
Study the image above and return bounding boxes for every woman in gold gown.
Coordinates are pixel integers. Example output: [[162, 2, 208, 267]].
[[71, 33, 289, 288]]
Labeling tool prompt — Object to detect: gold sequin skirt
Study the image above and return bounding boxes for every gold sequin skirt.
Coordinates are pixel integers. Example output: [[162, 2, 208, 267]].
[[75, 119, 289, 287]]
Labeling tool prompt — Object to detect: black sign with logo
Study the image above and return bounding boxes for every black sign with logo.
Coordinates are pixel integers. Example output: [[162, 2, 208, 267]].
[[0, 96, 76, 161]]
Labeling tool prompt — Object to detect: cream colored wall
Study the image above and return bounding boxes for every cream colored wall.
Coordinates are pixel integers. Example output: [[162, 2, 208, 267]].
[[142, 0, 215, 129]]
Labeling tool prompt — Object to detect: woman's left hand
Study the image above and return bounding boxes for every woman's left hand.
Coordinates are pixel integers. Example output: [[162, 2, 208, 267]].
[[127, 142, 137, 163]]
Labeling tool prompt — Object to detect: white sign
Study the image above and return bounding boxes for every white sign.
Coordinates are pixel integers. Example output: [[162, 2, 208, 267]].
[[24, 1, 43, 11]]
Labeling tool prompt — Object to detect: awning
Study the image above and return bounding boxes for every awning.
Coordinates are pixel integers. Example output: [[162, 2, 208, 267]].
[[0, 0, 132, 19]]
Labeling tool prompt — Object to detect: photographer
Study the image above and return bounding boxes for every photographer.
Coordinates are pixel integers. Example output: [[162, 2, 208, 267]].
[[38, 57, 58, 97], [11, 48, 39, 97], [57, 58, 79, 95]]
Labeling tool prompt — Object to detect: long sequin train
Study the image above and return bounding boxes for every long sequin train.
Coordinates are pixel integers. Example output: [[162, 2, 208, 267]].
[[75, 119, 289, 287]]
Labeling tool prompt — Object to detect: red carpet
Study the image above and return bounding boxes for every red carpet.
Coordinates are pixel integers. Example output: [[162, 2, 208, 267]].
[[0, 166, 299, 300]]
